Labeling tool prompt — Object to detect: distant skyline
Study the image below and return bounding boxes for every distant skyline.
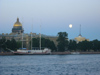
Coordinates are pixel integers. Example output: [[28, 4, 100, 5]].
[[0, 0, 100, 40]]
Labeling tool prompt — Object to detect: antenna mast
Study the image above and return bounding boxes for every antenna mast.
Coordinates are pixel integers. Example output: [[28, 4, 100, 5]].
[[40, 24, 41, 50]]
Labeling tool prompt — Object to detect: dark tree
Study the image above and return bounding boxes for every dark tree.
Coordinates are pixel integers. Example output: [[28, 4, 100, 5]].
[[6, 40, 11, 49], [31, 37, 57, 51], [32, 38, 39, 47], [0, 37, 6, 51], [57, 32, 68, 52], [68, 40, 77, 51], [10, 38, 17, 51], [92, 39, 100, 51], [16, 41, 21, 49], [77, 40, 92, 52]]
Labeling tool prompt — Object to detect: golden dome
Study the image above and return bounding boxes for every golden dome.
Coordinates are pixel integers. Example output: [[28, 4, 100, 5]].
[[13, 18, 22, 27], [12, 18, 24, 34]]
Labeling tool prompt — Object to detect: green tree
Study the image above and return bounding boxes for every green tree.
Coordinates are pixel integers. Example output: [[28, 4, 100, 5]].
[[31, 37, 57, 51], [16, 41, 21, 49], [10, 38, 17, 51], [77, 40, 91, 52], [0, 37, 21, 52], [6, 40, 11, 50], [32, 38, 39, 47], [68, 40, 77, 51], [0, 37, 6, 51], [92, 39, 100, 51], [57, 32, 68, 52]]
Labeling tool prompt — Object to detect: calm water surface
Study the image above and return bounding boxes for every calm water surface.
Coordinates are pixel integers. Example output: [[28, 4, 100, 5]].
[[0, 54, 100, 75]]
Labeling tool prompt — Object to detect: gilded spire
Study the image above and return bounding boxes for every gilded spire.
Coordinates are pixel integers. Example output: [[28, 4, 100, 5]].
[[79, 24, 82, 36]]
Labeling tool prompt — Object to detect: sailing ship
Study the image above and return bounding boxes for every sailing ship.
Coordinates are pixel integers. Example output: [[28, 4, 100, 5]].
[[13, 48, 51, 55], [13, 24, 51, 55]]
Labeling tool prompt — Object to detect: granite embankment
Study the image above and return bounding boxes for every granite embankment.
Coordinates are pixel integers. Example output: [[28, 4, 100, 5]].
[[52, 52, 100, 55], [0, 52, 100, 55], [0, 52, 14, 55]]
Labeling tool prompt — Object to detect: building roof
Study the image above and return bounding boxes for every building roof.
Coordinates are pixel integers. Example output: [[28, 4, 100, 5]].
[[75, 35, 86, 42]]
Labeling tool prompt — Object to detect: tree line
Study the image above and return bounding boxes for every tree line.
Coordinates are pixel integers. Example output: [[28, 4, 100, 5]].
[[31, 38, 57, 52], [0, 37, 21, 52], [0, 32, 100, 52], [57, 32, 100, 52]]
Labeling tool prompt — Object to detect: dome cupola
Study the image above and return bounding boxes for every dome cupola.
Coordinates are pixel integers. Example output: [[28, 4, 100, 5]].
[[12, 18, 24, 34]]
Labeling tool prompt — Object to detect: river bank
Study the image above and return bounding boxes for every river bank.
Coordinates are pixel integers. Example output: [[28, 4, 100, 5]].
[[52, 52, 100, 55], [1, 52, 100, 55], [0, 52, 14, 55]]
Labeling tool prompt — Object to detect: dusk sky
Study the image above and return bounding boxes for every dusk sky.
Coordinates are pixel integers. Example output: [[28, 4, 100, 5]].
[[0, 0, 100, 40]]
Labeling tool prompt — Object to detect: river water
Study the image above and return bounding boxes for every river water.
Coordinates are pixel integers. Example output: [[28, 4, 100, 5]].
[[0, 54, 100, 75]]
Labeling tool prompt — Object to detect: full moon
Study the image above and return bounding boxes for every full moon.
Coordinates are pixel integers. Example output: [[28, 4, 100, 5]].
[[69, 24, 72, 28]]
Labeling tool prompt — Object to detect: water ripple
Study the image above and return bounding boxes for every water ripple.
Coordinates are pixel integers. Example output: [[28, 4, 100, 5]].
[[0, 55, 100, 75]]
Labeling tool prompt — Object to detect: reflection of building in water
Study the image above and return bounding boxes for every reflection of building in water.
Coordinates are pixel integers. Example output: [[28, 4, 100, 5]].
[[74, 25, 89, 43], [0, 18, 57, 49]]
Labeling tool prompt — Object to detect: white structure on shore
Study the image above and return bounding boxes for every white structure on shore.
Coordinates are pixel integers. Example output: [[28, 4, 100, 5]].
[[74, 25, 89, 43]]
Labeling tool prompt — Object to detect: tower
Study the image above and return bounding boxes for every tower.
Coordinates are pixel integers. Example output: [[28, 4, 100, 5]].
[[74, 24, 89, 43], [79, 24, 82, 36]]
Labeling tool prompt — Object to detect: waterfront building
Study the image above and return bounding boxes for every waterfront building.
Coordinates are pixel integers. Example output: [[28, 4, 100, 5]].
[[0, 18, 57, 49], [74, 34, 89, 43], [0, 18, 89, 49], [74, 25, 89, 43]]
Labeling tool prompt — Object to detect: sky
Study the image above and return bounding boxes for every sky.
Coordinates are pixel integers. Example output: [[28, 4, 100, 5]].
[[0, 0, 100, 40]]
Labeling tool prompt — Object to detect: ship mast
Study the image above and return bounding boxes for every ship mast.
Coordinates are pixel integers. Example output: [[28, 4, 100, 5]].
[[22, 18, 23, 49], [40, 24, 41, 50], [31, 19, 33, 50], [31, 32, 32, 50], [22, 32, 23, 49]]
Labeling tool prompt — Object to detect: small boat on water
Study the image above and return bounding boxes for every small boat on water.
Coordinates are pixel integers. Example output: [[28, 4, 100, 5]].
[[71, 52, 80, 55], [13, 48, 51, 55]]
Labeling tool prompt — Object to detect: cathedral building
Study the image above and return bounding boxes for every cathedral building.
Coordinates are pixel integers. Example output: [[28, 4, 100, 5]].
[[0, 18, 89, 49], [0, 18, 57, 49]]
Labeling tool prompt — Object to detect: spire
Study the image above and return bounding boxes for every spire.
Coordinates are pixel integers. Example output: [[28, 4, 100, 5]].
[[79, 24, 82, 36], [17, 17, 19, 22]]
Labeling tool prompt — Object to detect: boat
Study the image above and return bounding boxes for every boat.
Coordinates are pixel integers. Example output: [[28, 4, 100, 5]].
[[71, 52, 80, 54], [13, 23, 51, 55], [13, 48, 51, 55]]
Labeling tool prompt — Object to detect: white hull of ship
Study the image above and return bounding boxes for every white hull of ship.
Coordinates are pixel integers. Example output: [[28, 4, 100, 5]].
[[13, 48, 51, 55]]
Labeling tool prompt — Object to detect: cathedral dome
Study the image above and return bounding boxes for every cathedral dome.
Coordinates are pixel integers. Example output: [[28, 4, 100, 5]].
[[13, 18, 22, 27], [12, 18, 24, 34]]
